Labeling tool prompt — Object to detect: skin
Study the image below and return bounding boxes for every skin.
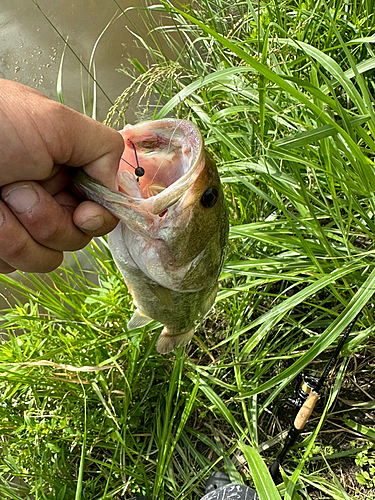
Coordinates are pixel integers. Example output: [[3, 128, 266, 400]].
[[73, 120, 229, 353], [0, 79, 124, 274]]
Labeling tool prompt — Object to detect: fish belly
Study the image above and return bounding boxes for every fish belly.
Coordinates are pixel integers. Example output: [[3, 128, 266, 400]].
[[108, 223, 218, 353]]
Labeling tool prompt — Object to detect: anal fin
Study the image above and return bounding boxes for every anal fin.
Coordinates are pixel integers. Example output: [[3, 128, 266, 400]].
[[127, 309, 153, 330]]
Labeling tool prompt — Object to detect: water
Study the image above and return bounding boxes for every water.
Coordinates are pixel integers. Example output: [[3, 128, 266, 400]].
[[0, 0, 143, 121], [0, 0, 146, 306]]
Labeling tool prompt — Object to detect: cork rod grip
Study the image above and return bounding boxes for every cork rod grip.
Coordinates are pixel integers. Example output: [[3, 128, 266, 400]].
[[294, 392, 319, 430]]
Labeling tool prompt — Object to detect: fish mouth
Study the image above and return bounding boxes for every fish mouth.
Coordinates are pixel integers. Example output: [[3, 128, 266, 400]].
[[116, 119, 204, 215]]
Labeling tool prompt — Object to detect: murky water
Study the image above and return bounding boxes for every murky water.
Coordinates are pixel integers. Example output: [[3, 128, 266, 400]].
[[0, 0, 148, 307], [0, 0, 145, 121]]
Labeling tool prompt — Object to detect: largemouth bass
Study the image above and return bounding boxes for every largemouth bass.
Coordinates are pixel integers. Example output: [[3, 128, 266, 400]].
[[73, 119, 228, 354]]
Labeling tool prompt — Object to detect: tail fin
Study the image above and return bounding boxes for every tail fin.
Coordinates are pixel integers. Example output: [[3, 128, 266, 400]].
[[156, 327, 195, 354]]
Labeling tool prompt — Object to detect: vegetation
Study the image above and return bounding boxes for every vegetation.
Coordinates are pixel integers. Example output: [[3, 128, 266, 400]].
[[1, 0, 375, 498]]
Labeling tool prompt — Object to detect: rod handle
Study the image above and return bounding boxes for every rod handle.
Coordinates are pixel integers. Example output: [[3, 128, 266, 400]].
[[294, 391, 319, 430]]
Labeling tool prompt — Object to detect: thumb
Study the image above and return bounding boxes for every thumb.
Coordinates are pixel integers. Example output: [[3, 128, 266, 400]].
[[0, 80, 124, 189], [58, 107, 124, 189]]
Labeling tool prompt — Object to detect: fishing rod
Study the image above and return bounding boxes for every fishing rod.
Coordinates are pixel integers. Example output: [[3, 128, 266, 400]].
[[269, 314, 360, 482], [131, 317, 360, 500]]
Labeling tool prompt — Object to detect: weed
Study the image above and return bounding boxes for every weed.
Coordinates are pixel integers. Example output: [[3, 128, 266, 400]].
[[1, 0, 375, 498]]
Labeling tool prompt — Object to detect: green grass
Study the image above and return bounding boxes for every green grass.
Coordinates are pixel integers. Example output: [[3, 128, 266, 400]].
[[1, 0, 375, 498]]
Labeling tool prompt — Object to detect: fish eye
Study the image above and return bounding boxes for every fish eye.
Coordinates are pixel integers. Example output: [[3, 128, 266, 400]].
[[200, 187, 219, 208]]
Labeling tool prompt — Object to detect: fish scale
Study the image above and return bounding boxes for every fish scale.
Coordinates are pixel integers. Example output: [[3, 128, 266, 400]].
[[72, 119, 228, 354]]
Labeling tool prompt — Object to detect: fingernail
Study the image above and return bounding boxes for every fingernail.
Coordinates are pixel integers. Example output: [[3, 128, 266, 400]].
[[4, 185, 39, 213], [79, 215, 104, 231]]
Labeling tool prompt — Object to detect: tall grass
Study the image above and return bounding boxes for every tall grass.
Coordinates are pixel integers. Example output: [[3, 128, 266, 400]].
[[1, 0, 375, 498]]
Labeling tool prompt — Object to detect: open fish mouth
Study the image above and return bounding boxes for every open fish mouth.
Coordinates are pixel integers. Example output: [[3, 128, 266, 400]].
[[116, 119, 205, 215]]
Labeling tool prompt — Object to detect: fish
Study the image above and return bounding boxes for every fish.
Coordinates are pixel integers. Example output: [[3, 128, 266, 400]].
[[72, 119, 228, 354]]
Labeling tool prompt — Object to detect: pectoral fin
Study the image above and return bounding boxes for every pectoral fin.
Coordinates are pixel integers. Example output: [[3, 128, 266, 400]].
[[156, 327, 195, 354], [127, 309, 153, 329]]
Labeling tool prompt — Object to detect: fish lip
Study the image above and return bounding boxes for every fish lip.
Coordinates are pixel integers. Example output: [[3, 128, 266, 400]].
[[117, 119, 205, 215]]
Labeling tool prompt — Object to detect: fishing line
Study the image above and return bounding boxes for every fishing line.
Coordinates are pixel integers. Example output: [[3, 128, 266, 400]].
[[120, 157, 137, 169], [120, 125, 180, 196], [129, 140, 145, 179], [122, 123, 182, 196], [121, 140, 145, 183]]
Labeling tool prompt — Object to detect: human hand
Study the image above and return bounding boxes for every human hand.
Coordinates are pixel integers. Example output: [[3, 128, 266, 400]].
[[0, 79, 124, 274]]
